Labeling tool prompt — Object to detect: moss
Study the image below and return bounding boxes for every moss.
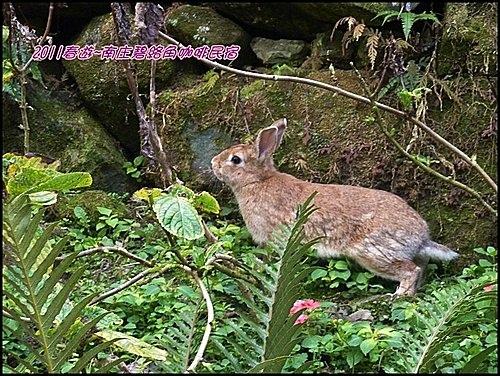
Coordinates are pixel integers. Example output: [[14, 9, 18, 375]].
[[437, 3, 497, 76], [24, 82, 137, 193], [54, 190, 130, 223]]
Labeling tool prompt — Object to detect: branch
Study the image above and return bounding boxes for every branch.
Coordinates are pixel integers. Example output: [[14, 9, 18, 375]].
[[206, 253, 263, 288], [4, 2, 55, 153], [111, 3, 175, 186], [55, 246, 153, 267], [21, 2, 55, 72], [90, 268, 155, 305], [350, 64, 496, 216], [158, 31, 497, 195], [178, 264, 214, 373]]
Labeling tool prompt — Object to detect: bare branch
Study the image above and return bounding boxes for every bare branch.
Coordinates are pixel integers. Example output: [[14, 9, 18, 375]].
[[178, 264, 214, 373], [55, 246, 153, 267], [21, 2, 55, 72], [90, 268, 155, 305], [111, 3, 175, 186]]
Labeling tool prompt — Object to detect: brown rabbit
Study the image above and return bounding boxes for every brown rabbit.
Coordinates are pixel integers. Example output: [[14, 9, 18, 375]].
[[211, 118, 458, 295]]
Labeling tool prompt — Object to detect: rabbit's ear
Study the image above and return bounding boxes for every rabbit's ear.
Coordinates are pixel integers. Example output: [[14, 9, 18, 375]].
[[270, 118, 287, 147], [255, 118, 287, 160]]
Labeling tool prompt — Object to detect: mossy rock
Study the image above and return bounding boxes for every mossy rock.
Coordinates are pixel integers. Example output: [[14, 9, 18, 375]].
[[165, 4, 255, 67], [63, 12, 177, 155], [54, 190, 130, 223], [211, 3, 388, 40], [2, 82, 139, 194]]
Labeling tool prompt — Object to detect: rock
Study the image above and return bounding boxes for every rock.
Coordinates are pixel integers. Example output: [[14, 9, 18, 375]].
[[294, 2, 388, 26], [54, 190, 130, 223], [63, 12, 177, 155], [2, 82, 140, 194], [211, 3, 389, 40], [211, 2, 330, 40], [164, 4, 256, 67], [250, 37, 309, 66], [302, 32, 356, 70]]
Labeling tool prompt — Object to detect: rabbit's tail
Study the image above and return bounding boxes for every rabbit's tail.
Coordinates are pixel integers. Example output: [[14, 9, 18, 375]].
[[421, 240, 459, 261]]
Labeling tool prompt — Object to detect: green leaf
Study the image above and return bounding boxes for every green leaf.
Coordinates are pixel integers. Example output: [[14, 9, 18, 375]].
[[219, 192, 321, 373], [2, 193, 113, 373], [194, 191, 221, 214], [401, 12, 417, 40], [32, 172, 92, 193], [153, 195, 204, 240], [360, 338, 377, 355], [248, 356, 292, 373], [310, 268, 327, 280], [460, 345, 497, 373], [346, 350, 363, 368]]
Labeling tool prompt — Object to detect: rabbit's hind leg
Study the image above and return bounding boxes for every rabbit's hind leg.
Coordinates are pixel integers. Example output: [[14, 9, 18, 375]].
[[392, 259, 422, 295], [351, 247, 422, 296], [413, 255, 430, 289]]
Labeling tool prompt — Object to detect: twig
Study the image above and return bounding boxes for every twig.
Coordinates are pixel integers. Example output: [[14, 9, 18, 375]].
[[55, 246, 153, 267], [206, 253, 263, 288], [3, 309, 31, 322], [21, 2, 54, 71], [90, 268, 155, 305], [4, 2, 55, 153], [111, 3, 175, 186], [202, 221, 218, 244], [158, 31, 497, 195]]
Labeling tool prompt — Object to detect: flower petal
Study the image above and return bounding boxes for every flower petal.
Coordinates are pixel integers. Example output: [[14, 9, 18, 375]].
[[290, 300, 306, 314], [294, 313, 309, 325]]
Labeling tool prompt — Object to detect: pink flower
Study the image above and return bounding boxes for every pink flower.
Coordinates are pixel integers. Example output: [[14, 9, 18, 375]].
[[294, 313, 309, 325], [483, 284, 495, 291], [290, 299, 321, 314]]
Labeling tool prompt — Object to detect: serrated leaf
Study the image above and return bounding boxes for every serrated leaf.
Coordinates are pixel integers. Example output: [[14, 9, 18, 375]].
[[153, 195, 203, 240], [6, 167, 92, 199], [401, 12, 416, 40]]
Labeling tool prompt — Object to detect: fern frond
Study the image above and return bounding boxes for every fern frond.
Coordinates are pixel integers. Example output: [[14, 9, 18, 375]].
[[372, 10, 400, 25], [395, 278, 497, 373], [2, 193, 113, 373], [366, 33, 380, 70], [352, 23, 366, 41], [400, 12, 417, 41], [215, 192, 321, 372], [158, 291, 207, 372]]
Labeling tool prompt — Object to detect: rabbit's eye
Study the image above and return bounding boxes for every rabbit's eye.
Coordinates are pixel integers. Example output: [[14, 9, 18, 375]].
[[231, 155, 242, 165]]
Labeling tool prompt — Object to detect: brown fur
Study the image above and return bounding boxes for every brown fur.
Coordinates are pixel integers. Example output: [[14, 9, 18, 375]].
[[211, 119, 458, 295]]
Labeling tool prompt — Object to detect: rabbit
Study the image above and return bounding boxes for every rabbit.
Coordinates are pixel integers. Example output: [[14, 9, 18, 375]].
[[211, 118, 459, 295]]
